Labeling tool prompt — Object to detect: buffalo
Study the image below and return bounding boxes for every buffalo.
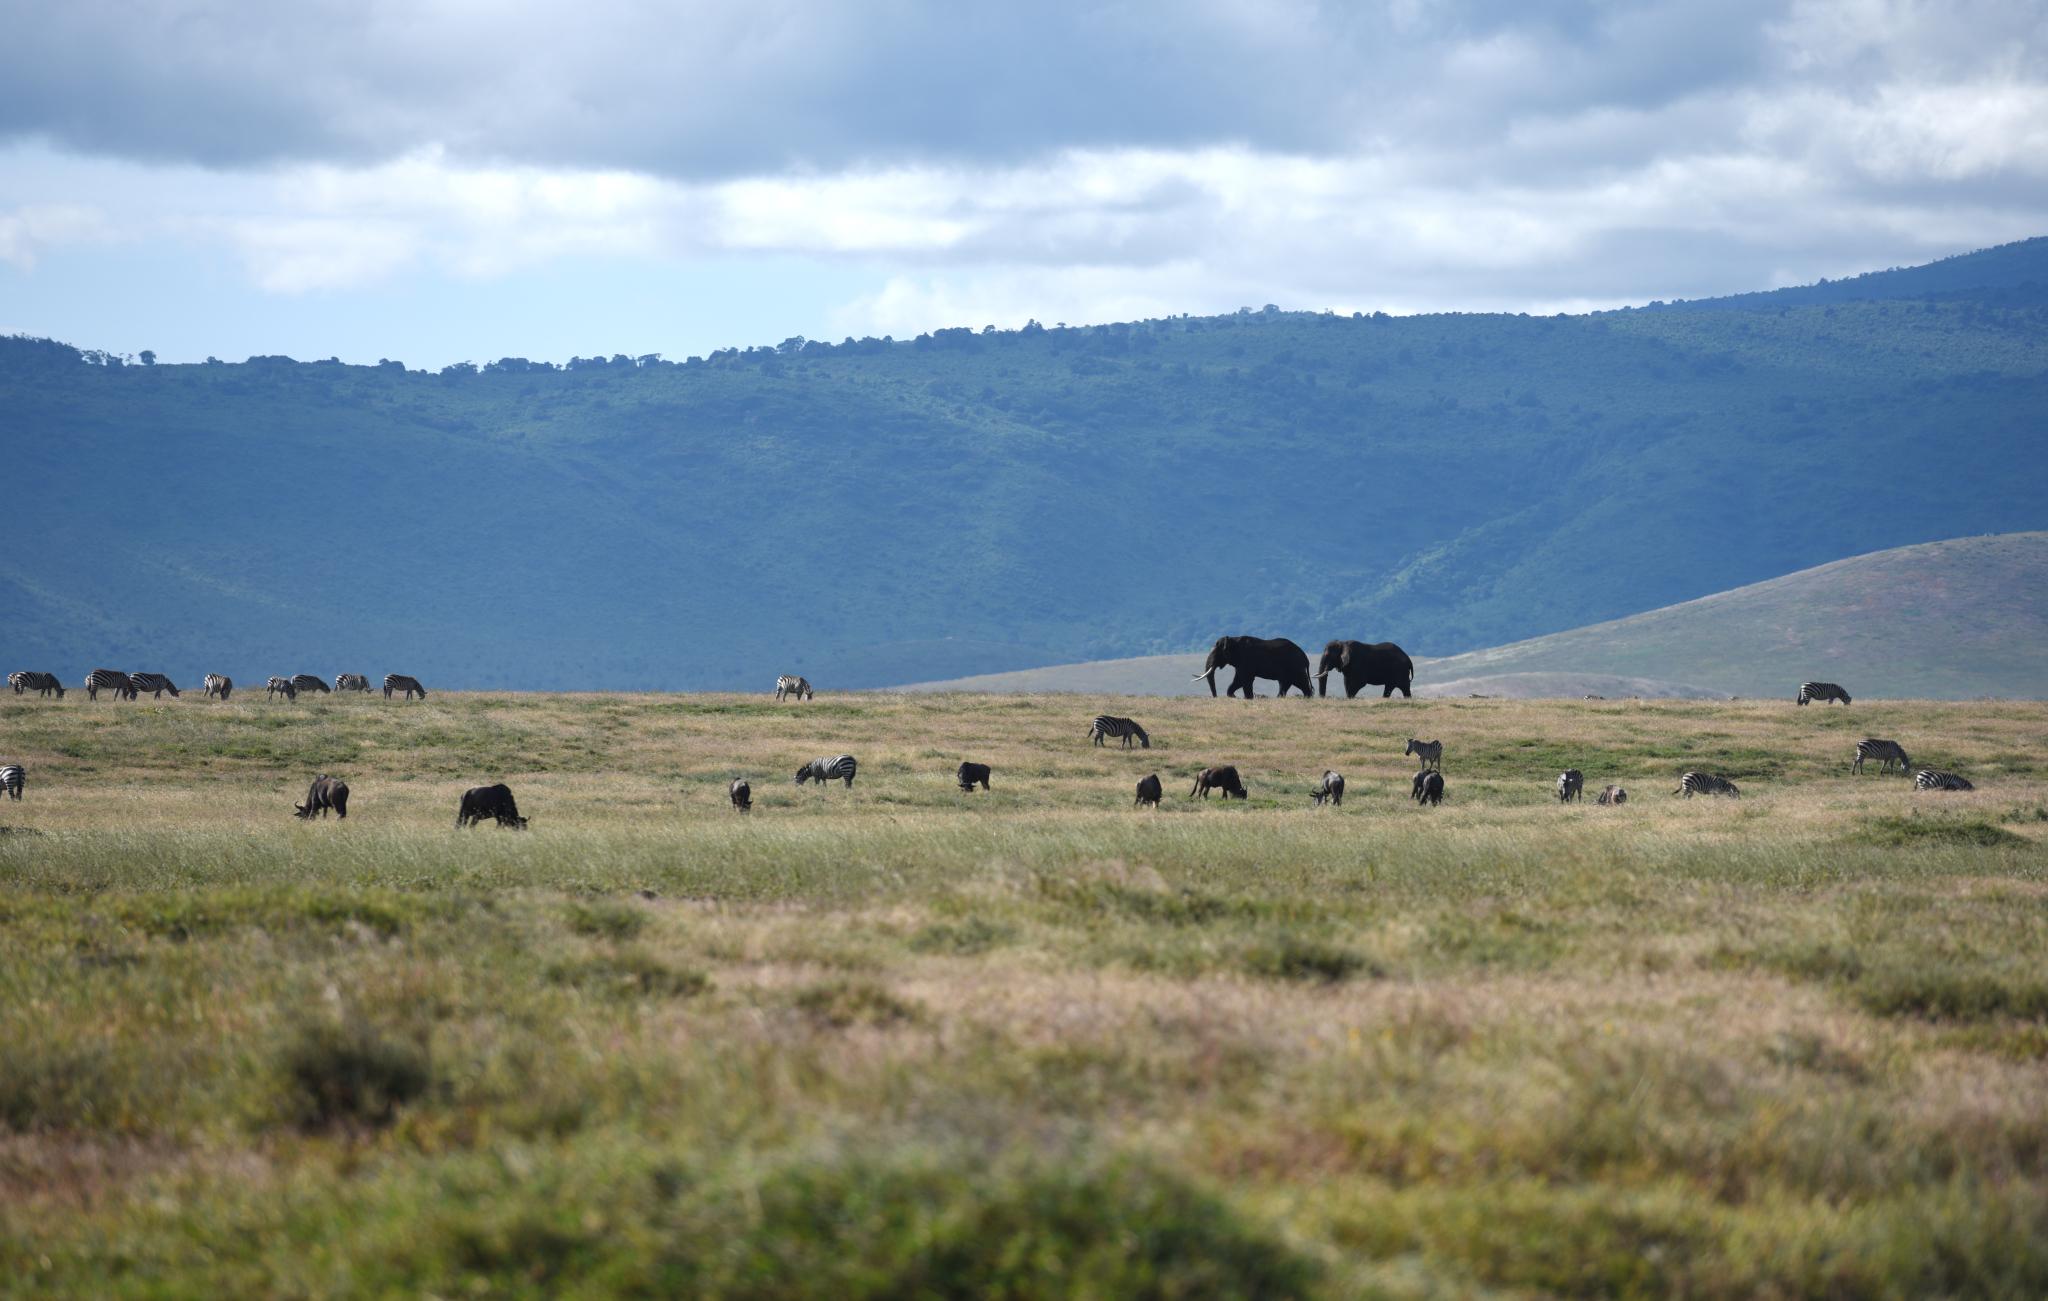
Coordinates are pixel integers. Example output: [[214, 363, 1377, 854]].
[[294, 774, 349, 820], [457, 783, 528, 829]]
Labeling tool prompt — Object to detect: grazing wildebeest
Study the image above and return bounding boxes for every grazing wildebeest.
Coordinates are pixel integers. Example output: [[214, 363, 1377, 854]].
[[956, 761, 991, 792], [1598, 785, 1628, 805], [457, 783, 528, 828], [1404, 738, 1442, 772], [729, 778, 752, 812], [1557, 769, 1584, 802], [0, 765, 23, 800], [795, 755, 858, 788], [294, 774, 349, 819], [1311, 771, 1345, 806], [1134, 774, 1163, 808], [1191, 766, 1247, 799], [1413, 771, 1444, 806]]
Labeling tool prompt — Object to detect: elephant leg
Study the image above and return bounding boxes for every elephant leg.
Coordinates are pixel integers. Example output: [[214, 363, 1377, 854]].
[[1227, 669, 1252, 698], [1346, 673, 1366, 698], [1315, 675, 1329, 698]]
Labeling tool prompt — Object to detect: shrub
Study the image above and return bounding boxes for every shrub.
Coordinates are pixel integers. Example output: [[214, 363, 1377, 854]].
[[284, 1020, 430, 1128], [566, 900, 647, 940], [548, 952, 711, 1000]]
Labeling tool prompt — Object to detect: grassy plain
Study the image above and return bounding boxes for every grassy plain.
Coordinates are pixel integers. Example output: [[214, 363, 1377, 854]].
[[3, 689, 2047, 1297]]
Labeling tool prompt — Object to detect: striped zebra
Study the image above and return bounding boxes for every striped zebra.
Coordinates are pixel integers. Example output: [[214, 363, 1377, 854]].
[[1404, 738, 1442, 772], [795, 755, 857, 788], [85, 669, 135, 701], [9, 671, 64, 698], [290, 674, 330, 696], [130, 673, 180, 699], [775, 674, 813, 701], [384, 674, 426, 701], [0, 764, 22, 800], [335, 673, 372, 693], [1796, 682, 1852, 706], [1915, 770, 1974, 792], [267, 676, 297, 701], [1088, 716, 1150, 749], [1557, 769, 1584, 802], [204, 674, 233, 701], [1853, 739, 1912, 776], [1675, 772, 1740, 798]]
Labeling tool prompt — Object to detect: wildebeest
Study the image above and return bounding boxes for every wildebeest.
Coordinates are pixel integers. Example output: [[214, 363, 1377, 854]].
[[1557, 769, 1584, 802], [1134, 774, 1163, 808], [729, 778, 752, 812], [294, 774, 349, 819], [956, 761, 991, 792], [1404, 738, 1442, 772], [1598, 784, 1628, 805], [1311, 771, 1345, 806], [1191, 766, 1247, 799], [457, 783, 528, 828], [1412, 770, 1444, 806], [795, 755, 858, 788], [0, 764, 23, 800]]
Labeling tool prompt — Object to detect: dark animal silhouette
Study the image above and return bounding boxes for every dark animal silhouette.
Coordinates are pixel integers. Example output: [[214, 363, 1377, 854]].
[[384, 674, 427, 701], [1598, 785, 1628, 805], [1413, 771, 1444, 806], [10, 671, 64, 698], [730, 778, 752, 811], [796, 755, 858, 788], [457, 783, 528, 828], [1797, 681, 1851, 706], [294, 775, 349, 819], [1191, 766, 1247, 799], [1557, 769, 1584, 802], [956, 761, 991, 792], [1089, 715, 1150, 748], [1315, 640, 1415, 698], [1134, 774, 1163, 808], [1192, 636, 1315, 698], [1311, 771, 1345, 806]]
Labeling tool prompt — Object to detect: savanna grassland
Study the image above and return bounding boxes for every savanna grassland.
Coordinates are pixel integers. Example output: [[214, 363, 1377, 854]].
[[3, 688, 2048, 1298]]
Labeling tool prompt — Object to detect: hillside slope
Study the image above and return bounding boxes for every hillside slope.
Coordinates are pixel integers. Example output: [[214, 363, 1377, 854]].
[[5, 242, 2046, 691]]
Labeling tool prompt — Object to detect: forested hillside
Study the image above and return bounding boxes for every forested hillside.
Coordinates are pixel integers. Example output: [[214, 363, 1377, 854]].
[[5, 244, 2046, 690]]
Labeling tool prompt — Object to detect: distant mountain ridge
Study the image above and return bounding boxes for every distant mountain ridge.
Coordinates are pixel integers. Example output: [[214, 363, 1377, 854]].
[[1645, 237, 2048, 312]]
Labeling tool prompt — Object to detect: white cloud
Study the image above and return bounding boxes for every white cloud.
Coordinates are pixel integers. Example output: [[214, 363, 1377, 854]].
[[0, 202, 114, 270]]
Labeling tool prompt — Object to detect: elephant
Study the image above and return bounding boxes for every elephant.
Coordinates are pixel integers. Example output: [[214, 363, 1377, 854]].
[[1315, 640, 1415, 698], [1192, 636, 1315, 698]]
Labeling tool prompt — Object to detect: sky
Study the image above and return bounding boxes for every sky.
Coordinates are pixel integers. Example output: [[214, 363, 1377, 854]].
[[2, 0, 2045, 367]]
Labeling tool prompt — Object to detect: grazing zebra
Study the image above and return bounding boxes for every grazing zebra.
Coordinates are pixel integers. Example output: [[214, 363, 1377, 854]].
[[775, 675, 814, 701], [795, 755, 857, 788], [1914, 769, 1975, 792], [204, 674, 233, 701], [384, 674, 426, 701], [730, 778, 752, 812], [1675, 772, 1740, 798], [1089, 716, 1151, 749], [1311, 771, 1345, 806], [266, 676, 297, 701], [1853, 739, 1912, 776], [9, 671, 64, 698], [1134, 774, 1163, 808], [1598, 785, 1628, 805], [956, 761, 992, 792], [0, 765, 22, 800], [1191, 766, 1246, 799], [1413, 771, 1444, 806], [293, 775, 349, 819], [291, 674, 330, 696], [1797, 682, 1852, 706], [130, 673, 180, 699], [335, 673, 372, 693], [1557, 769, 1584, 802], [1404, 738, 1442, 772], [85, 669, 135, 701]]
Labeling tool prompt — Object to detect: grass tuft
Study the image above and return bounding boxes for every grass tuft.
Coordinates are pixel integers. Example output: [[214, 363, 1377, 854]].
[[283, 1019, 431, 1129]]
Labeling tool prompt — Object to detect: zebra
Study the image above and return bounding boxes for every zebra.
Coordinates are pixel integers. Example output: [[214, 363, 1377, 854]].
[[796, 755, 857, 788], [0, 764, 22, 800], [1404, 738, 1442, 772], [1311, 771, 1344, 806], [291, 674, 330, 696], [9, 671, 63, 698], [1598, 785, 1628, 805], [130, 673, 180, 699], [730, 778, 752, 812], [1915, 770, 1975, 792], [266, 676, 297, 701], [335, 673, 372, 693], [1675, 772, 1740, 798], [384, 674, 427, 701], [204, 674, 233, 701], [1557, 769, 1584, 802], [775, 675, 814, 701], [1853, 739, 1912, 776], [1797, 682, 1852, 706], [1088, 716, 1151, 749], [85, 670, 135, 701]]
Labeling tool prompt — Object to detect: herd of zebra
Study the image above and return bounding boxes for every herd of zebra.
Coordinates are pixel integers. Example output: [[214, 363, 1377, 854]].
[[9, 671, 427, 702]]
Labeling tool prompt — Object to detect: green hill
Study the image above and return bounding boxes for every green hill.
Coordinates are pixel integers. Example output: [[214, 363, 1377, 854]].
[[5, 240, 2046, 691]]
